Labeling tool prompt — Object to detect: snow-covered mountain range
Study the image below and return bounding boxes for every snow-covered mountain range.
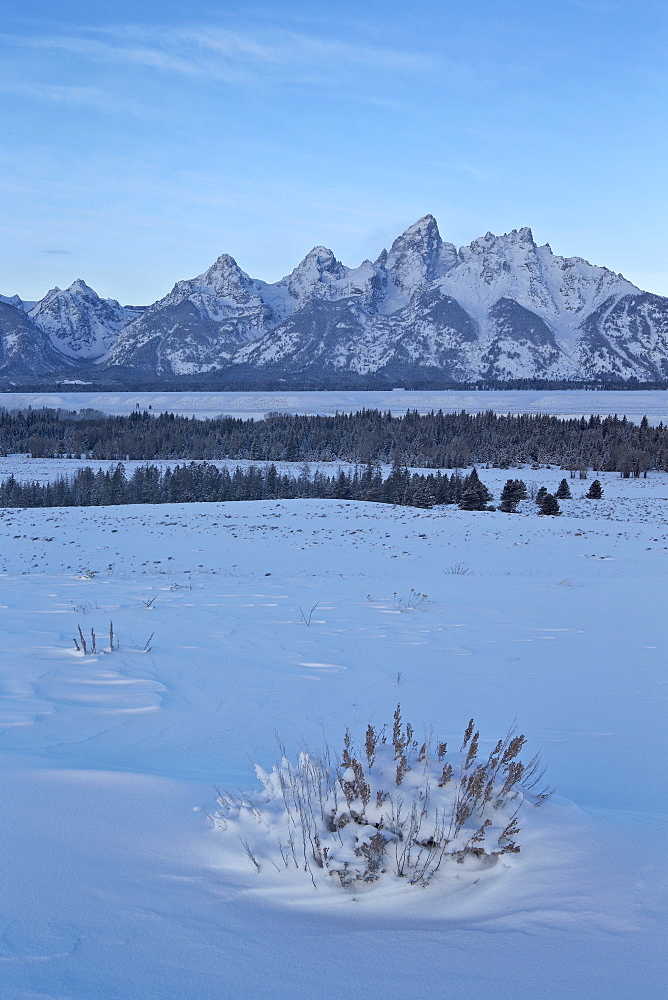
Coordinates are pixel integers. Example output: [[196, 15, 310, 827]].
[[2, 217, 667, 384]]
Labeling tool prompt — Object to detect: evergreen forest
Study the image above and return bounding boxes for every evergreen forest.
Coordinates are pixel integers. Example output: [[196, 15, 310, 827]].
[[0, 462, 499, 511], [0, 407, 664, 476]]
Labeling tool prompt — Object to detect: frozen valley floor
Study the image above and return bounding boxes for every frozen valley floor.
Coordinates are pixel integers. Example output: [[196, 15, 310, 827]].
[[0, 487, 666, 999]]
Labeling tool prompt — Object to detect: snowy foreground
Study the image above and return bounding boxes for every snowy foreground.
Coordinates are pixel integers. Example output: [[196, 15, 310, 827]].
[[3, 387, 668, 422], [0, 488, 666, 998]]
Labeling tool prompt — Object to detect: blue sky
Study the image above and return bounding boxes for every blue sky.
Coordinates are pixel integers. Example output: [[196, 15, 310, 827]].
[[2, 0, 667, 304]]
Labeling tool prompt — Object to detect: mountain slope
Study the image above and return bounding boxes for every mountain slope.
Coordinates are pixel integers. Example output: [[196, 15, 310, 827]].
[[575, 293, 668, 380], [29, 280, 143, 361], [5, 217, 668, 383], [106, 255, 275, 374], [229, 221, 660, 383], [0, 301, 72, 375]]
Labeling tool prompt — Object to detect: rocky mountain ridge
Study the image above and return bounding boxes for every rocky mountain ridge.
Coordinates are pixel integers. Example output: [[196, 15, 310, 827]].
[[2, 216, 667, 384]]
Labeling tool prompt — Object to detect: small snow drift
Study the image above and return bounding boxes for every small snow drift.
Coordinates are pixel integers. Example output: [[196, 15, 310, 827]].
[[212, 707, 550, 896]]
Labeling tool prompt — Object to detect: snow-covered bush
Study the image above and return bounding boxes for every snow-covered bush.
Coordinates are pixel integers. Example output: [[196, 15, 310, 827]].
[[212, 707, 550, 890]]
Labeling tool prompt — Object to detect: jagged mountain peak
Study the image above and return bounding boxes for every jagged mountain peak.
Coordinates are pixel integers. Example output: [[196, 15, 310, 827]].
[[459, 229, 542, 283], [34, 280, 127, 315], [206, 252, 243, 273], [200, 253, 250, 287], [442, 226, 640, 330], [0, 299, 69, 374], [31, 280, 121, 312], [0, 293, 25, 310], [385, 215, 457, 295], [159, 253, 257, 309], [107, 252, 274, 374], [389, 214, 442, 254], [289, 246, 347, 280], [395, 213, 439, 239], [468, 227, 536, 254], [7, 216, 668, 385], [67, 278, 97, 295], [275, 246, 350, 309], [300, 245, 337, 262], [27, 278, 141, 361], [515, 225, 535, 243], [40, 278, 104, 304]]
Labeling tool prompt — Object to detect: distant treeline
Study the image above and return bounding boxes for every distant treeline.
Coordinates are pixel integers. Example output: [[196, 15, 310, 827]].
[[3, 377, 668, 392], [0, 462, 495, 510], [0, 406, 664, 475]]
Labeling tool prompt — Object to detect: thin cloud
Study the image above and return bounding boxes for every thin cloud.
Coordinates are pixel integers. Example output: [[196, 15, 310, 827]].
[[1, 24, 436, 88], [0, 178, 36, 195], [361, 95, 427, 114], [179, 27, 435, 72], [443, 163, 490, 182], [40, 249, 73, 255], [90, 22, 433, 71], [0, 80, 147, 115]]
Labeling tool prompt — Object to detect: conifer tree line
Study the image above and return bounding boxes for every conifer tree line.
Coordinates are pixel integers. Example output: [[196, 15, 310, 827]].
[[0, 406, 664, 476], [0, 462, 499, 510], [0, 461, 606, 512]]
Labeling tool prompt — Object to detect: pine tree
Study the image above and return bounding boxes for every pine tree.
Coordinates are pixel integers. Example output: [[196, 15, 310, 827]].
[[538, 493, 561, 516], [585, 479, 603, 499], [410, 484, 435, 508], [468, 468, 492, 498], [498, 497, 518, 513], [466, 469, 493, 501], [432, 472, 453, 505], [555, 478, 572, 499], [535, 486, 548, 506], [499, 480, 520, 512], [458, 469, 493, 511], [458, 486, 486, 511]]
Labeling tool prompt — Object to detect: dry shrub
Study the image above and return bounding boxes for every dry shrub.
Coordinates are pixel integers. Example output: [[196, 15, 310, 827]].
[[213, 707, 551, 889]]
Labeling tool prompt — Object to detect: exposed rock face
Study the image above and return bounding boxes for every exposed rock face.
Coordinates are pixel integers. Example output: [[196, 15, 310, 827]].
[[28, 280, 142, 360], [229, 222, 662, 383], [106, 255, 274, 375], [0, 301, 69, 374], [574, 293, 668, 381], [381, 214, 458, 300], [3, 217, 667, 383]]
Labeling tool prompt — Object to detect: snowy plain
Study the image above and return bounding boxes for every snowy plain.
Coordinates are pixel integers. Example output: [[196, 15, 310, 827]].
[[3, 387, 668, 423], [0, 393, 666, 999]]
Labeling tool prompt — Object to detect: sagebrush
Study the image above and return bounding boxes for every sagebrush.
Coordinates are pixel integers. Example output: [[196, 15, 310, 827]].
[[213, 707, 551, 890]]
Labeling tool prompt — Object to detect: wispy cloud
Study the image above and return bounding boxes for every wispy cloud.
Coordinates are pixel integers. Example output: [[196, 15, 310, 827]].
[[0, 80, 147, 114], [40, 248, 73, 255], [443, 163, 490, 182], [0, 178, 36, 195], [1, 23, 436, 89], [8, 33, 203, 75], [178, 27, 434, 73]]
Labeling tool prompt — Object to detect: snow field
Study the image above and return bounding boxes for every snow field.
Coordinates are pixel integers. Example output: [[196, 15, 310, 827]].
[[0, 491, 666, 998], [3, 387, 668, 422]]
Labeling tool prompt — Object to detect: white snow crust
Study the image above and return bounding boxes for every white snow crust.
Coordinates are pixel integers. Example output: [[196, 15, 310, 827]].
[[20, 216, 660, 380], [27, 280, 141, 360], [0, 396, 666, 998], [2, 387, 668, 422]]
